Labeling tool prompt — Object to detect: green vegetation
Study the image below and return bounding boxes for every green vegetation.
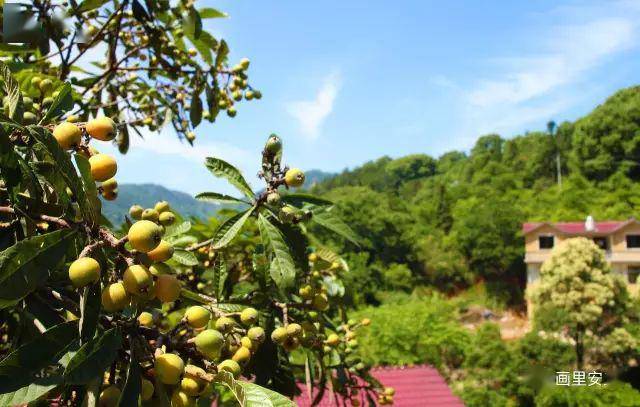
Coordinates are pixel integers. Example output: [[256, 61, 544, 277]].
[[312, 86, 640, 306], [101, 183, 222, 224], [0, 2, 389, 406]]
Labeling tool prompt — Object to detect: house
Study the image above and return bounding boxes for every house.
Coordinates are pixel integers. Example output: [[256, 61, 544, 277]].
[[295, 365, 464, 406], [523, 217, 640, 314]]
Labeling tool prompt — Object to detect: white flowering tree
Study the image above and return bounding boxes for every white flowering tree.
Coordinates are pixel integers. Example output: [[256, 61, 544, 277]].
[[531, 237, 631, 370]]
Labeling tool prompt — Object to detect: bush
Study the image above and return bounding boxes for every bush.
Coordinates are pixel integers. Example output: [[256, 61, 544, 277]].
[[517, 332, 575, 371], [352, 294, 470, 369], [535, 381, 640, 406]]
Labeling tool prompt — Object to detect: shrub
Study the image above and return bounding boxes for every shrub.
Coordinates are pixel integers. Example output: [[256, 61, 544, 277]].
[[535, 381, 640, 406], [352, 294, 470, 369]]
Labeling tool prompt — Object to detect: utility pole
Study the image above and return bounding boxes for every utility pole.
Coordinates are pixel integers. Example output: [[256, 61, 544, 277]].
[[548, 120, 562, 188]]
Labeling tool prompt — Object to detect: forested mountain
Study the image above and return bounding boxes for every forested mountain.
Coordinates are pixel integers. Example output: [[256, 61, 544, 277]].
[[101, 184, 221, 224], [310, 86, 640, 306]]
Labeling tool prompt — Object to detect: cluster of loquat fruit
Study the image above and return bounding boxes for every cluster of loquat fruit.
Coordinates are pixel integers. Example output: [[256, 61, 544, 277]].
[[50, 109, 120, 203]]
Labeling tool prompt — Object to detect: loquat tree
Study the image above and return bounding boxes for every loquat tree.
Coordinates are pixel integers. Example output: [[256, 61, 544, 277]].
[[0, 2, 392, 406], [530, 237, 632, 370], [12, 0, 261, 149]]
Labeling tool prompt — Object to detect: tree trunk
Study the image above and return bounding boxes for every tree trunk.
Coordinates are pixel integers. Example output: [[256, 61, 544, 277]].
[[575, 325, 584, 370]]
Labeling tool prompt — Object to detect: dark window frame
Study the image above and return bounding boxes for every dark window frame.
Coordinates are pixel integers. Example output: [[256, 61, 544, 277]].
[[593, 236, 609, 251], [539, 235, 554, 249], [626, 235, 640, 249], [629, 267, 640, 284]]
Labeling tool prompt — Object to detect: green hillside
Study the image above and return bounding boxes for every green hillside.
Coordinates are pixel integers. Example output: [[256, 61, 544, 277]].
[[310, 85, 640, 306], [101, 183, 222, 225]]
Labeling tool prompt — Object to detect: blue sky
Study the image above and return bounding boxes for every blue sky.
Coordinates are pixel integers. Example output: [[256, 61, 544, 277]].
[[97, 0, 640, 196]]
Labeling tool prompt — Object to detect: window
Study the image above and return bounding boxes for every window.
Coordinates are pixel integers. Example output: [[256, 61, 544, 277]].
[[627, 235, 640, 248], [539, 235, 554, 249], [629, 267, 640, 284], [593, 237, 609, 251]]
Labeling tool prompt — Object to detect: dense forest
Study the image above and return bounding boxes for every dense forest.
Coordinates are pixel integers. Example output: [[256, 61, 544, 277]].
[[310, 85, 640, 306]]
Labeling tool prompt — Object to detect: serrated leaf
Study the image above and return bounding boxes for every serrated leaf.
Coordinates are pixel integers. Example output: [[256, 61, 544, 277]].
[[131, 0, 150, 22], [0, 376, 60, 405], [215, 40, 229, 68], [0, 229, 78, 309], [0, 59, 23, 121], [164, 221, 191, 238], [77, 0, 109, 12], [172, 249, 198, 266], [64, 328, 123, 385], [74, 153, 99, 223], [281, 193, 333, 207], [0, 321, 77, 393], [190, 92, 203, 128], [199, 8, 227, 18], [311, 209, 361, 246], [204, 157, 254, 199], [40, 83, 73, 124], [215, 370, 296, 407], [79, 284, 100, 344], [212, 256, 228, 299], [212, 208, 254, 249], [257, 214, 296, 291], [117, 359, 140, 407], [166, 235, 198, 247], [196, 191, 250, 205], [117, 124, 129, 154], [27, 126, 94, 222]]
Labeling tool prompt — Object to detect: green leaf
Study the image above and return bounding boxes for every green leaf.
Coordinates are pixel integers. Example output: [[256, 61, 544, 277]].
[[79, 284, 100, 344], [190, 93, 203, 128], [0, 59, 24, 121], [27, 126, 94, 222], [199, 8, 228, 18], [212, 256, 228, 299], [0, 376, 61, 405], [0, 229, 78, 309], [204, 157, 254, 199], [257, 214, 296, 291], [0, 130, 23, 200], [172, 249, 198, 266], [131, 0, 151, 22], [215, 40, 229, 68], [64, 327, 123, 385], [195, 191, 250, 205], [311, 209, 361, 246], [117, 123, 130, 154], [281, 193, 333, 207], [164, 221, 191, 238], [167, 235, 198, 247], [212, 207, 254, 249], [0, 321, 78, 393], [117, 360, 141, 407], [77, 0, 109, 12], [74, 153, 99, 223], [40, 83, 73, 124], [215, 370, 296, 407]]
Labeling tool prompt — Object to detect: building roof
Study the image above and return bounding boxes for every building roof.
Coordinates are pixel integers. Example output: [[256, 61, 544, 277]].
[[295, 365, 464, 407], [522, 219, 638, 236]]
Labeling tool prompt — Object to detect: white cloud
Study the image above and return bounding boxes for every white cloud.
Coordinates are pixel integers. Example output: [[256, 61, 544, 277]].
[[430, 2, 640, 146], [286, 72, 341, 140], [467, 18, 635, 108], [129, 128, 251, 166]]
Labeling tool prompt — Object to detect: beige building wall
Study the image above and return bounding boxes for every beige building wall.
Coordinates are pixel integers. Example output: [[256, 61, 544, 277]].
[[524, 221, 640, 319]]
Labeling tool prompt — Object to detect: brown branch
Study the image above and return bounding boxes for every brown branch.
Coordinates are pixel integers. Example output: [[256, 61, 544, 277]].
[[0, 206, 71, 228], [186, 238, 213, 252]]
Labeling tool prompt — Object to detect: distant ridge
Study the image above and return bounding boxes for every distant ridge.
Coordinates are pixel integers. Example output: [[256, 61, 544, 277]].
[[101, 183, 222, 225]]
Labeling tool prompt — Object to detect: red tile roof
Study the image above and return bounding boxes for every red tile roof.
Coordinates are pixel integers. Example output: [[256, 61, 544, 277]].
[[295, 365, 464, 407], [522, 219, 636, 235]]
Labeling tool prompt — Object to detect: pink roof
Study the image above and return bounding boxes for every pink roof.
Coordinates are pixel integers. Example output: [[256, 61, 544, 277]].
[[295, 365, 464, 407], [522, 219, 637, 235]]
